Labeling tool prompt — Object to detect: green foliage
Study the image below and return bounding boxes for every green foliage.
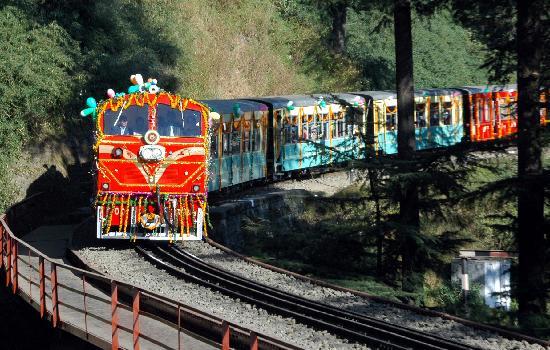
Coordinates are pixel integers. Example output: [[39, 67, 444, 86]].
[[346, 8, 489, 89], [427, 282, 525, 329], [0, 5, 81, 210]]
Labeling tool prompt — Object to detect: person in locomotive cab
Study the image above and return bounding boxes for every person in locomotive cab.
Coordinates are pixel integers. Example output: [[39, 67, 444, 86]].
[[113, 115, 133, 135], [140, 205, 161, 235]]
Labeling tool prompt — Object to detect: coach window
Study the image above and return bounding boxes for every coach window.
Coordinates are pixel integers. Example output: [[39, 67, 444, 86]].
[[330, 115, 337, 138], [309, 114, 316, 140], [510, 101, 518, 119], [252, 116, 262, 152], [210, 128, 219, 157], [346, 110, 355, 136], [498, 99, 510, 120], [300, 114, 309, 140], [104, 105, 149, 136], [442, 102, 452, 125], [429, 102, 440, 127], [231, 119, 241, 153], [222, 120, 231, 155], [476, 99, 483, 124], [480, 99, 488, 123], [337, 112, 345, 137], [319, 114, 328, 140], [294, 116, 300, 143], [386, 106, 397, 131], [243, 116, 251, 152], [415, 104, 427, 127]]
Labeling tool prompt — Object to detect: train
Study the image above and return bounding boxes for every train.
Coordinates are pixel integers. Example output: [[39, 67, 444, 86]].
[[81, 74, 548, 241]]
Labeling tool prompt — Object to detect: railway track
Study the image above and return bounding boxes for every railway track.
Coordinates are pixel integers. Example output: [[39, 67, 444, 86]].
[[135, 243, 481, 350]]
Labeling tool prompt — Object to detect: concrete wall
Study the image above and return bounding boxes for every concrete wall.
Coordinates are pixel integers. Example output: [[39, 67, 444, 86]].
[[208, 189, 310, 251]]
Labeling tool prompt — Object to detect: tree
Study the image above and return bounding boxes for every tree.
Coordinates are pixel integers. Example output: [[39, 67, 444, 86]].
[[516, 0, 546, 323], [327, 0, 348, 54], [311, 0, 373, 54], [449, 0, 549, 326], [394, 0, 421, 293]]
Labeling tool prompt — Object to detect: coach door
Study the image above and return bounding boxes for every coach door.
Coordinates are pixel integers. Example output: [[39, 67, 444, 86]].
[[495, 91, 518, 138], [475, 93, 495, 141]]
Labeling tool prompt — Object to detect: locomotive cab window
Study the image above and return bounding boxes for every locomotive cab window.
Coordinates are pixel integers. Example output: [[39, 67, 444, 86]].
[[156, 104, 202, 137], [104, 105, 149, 136]]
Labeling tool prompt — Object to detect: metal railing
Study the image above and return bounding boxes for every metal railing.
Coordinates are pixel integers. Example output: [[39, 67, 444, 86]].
[[0, 214, 299, 350]]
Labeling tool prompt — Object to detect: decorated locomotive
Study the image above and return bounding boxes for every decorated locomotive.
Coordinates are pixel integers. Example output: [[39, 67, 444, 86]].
[[83, 74, 214, 241]]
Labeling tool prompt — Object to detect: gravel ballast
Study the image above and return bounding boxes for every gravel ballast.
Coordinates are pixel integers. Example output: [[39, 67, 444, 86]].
[[182, 241, 547, 350], [75, 246, 369, 350]]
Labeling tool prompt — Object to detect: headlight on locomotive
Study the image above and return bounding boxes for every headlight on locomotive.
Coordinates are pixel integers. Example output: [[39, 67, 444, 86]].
[[112, 147, 123, 158], [139, 145, 166, 162]]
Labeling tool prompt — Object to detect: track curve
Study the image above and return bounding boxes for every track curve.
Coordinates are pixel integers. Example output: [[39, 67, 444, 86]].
[[135, 243, 481, 350]]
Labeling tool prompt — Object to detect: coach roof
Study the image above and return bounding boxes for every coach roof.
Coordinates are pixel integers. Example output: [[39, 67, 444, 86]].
[[201, 99, 268, 114]]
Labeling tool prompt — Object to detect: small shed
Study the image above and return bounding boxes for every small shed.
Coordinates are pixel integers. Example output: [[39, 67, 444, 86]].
[[451, 250, 516, 309]]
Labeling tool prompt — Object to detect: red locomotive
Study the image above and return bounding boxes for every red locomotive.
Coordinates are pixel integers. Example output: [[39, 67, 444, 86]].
[[84, 74, 212, 241]]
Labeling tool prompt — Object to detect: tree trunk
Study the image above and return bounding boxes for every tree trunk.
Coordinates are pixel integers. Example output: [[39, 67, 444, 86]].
[[394, 0, 420, 293], [516, 0, 546, 323], [367, 167, 384, 277], [328, 1, 348, 54]]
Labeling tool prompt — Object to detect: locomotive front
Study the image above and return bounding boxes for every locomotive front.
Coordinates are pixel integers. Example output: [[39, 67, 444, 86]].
[[88, 76, 211, 241]]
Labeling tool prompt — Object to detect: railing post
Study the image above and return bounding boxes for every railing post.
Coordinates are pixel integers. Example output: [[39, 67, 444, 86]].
[[249, 331, 258, 350], [5, 236, 11, 287], [51, 263, 60, 327], [133, 290, 140, 350], [0, 225, 4, 269], [177, 305, 181, 350], [82, 275, 88, 335], [11, 239, 17, 294], [39, 257, 45, 318], [221, 321, 230, 350], [111, 281, 119, 350]]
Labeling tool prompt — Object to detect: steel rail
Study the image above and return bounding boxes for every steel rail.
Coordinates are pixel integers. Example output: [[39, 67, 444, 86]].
[[167, 246, 477, 348], [206, 238, 550, 348], [135, 243, 479, 350]]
